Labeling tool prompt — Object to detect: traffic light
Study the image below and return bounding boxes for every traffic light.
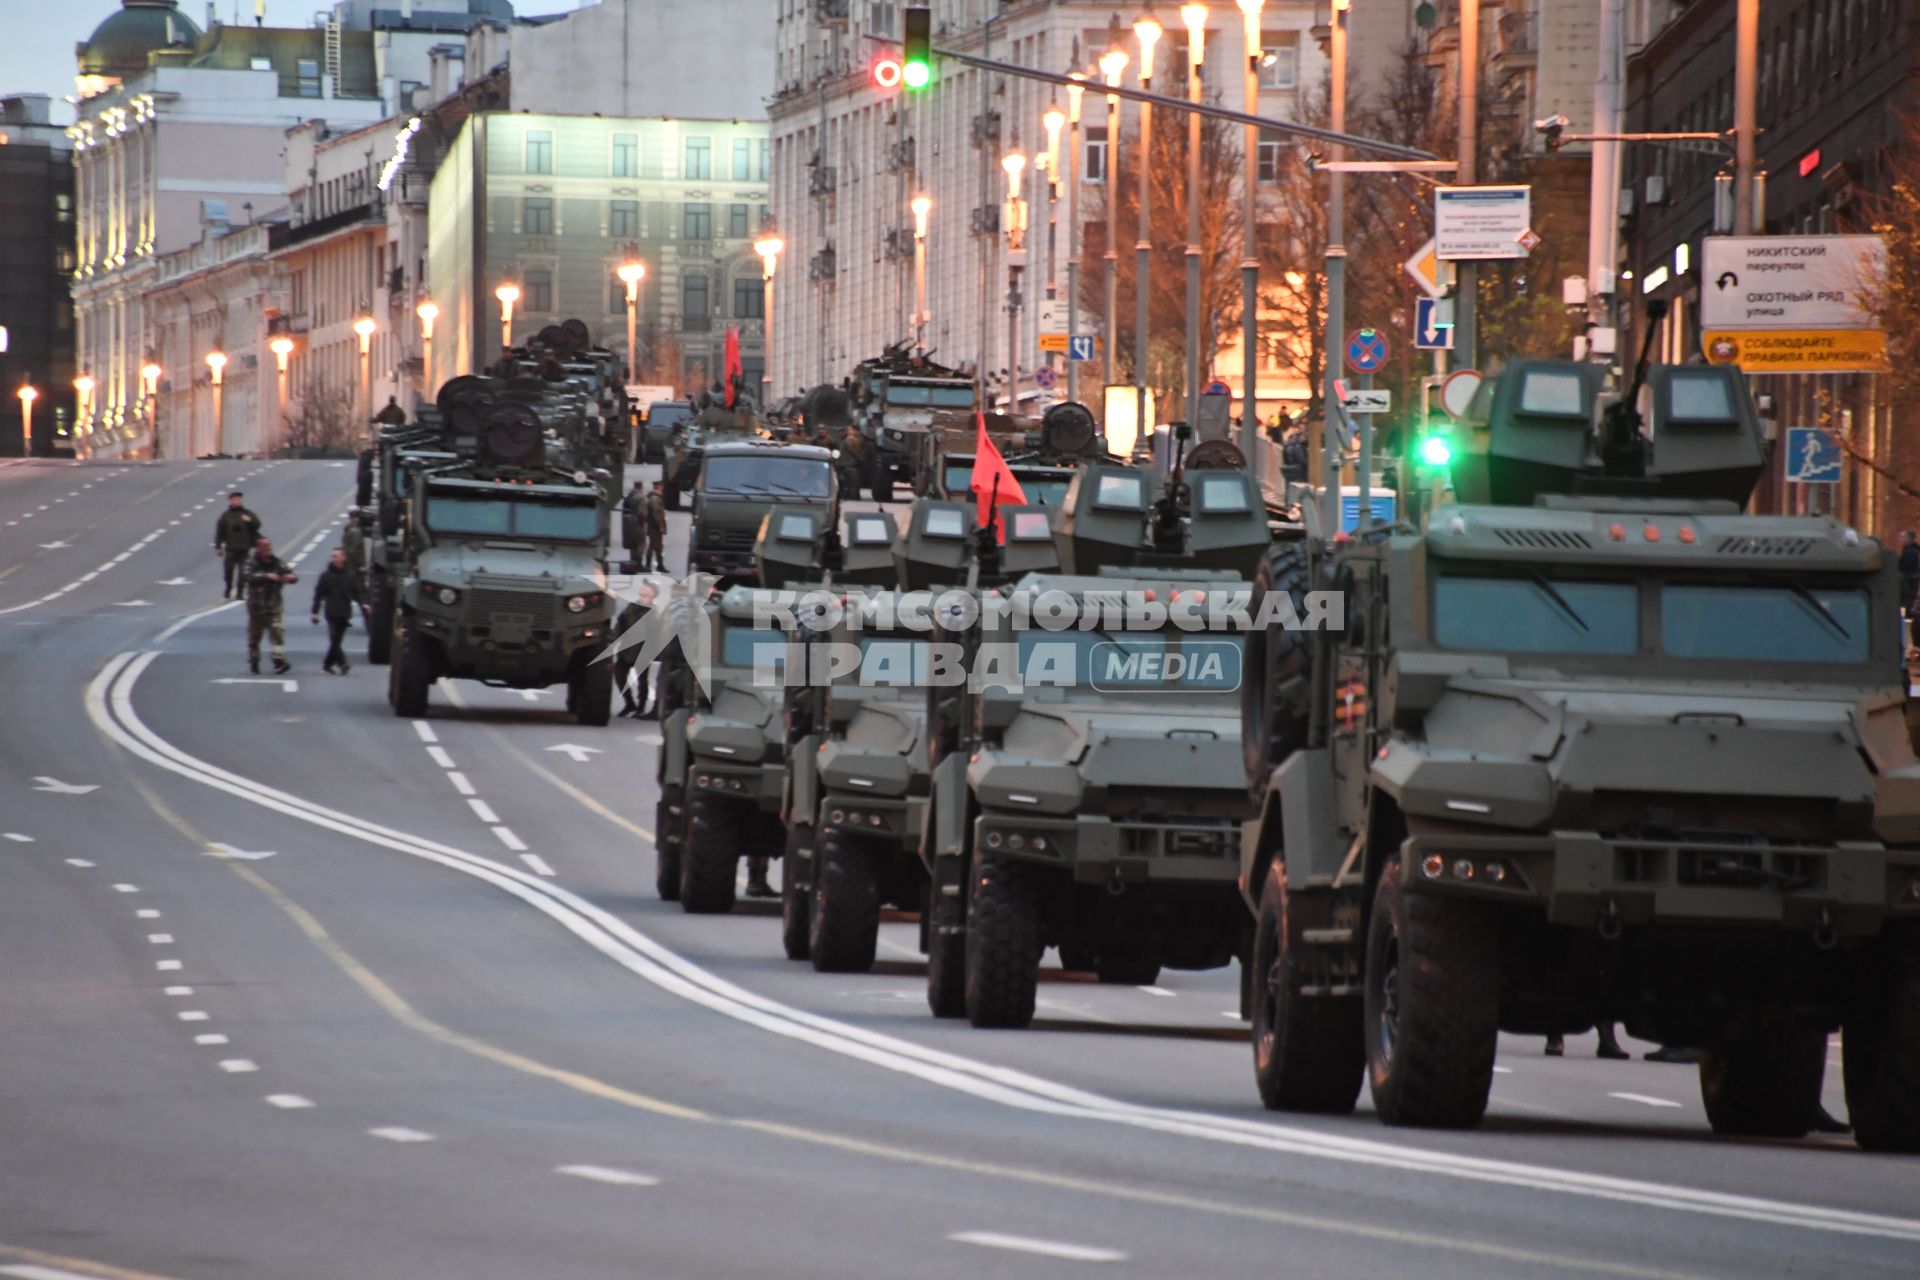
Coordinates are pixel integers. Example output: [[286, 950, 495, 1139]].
[[1418, 432, 1453, 468], [872, 52, 905, 90], [903, 6, 933, 89]]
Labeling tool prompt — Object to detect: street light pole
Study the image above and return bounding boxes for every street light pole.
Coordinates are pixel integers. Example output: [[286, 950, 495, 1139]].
[[1320, 0, 1348, 512], [1237, 0, 1263, 480], [1134, 11, 1162, 440], [1065, 73, 1086, 406], [140, 359, 161, 458], [617, 258, 647, 386], [495, 282, 519, 355], [1043, 103, 1065, 398], [16, 384, 36, 456], [1733, 0, 1758, 234], [911, 195, 933, 352], [269, 337, 294, 453], [755, 233, 785, 405], [1181, 4, 1207, 435], [1455, 0, 1479, 368], [206, 350, 227, 457], [1003, 149, 1029, 415], [1101, 43, 1129, 397]]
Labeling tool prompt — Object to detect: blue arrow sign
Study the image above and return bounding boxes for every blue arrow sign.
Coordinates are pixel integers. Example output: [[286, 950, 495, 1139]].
[[1346, 328, 1390, 374], [1784, 427, 1841, 484], [1414, 299, 1454, 350], [1068, 336, 1096, 362]]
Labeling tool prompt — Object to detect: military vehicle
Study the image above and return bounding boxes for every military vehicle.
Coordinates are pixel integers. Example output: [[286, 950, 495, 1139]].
[[919, 400, 1105, 508], [662, 385, 763, 510], [919, 439, 1274, 1026], [686, 440, 838, 584], [847, 344, 977, 501], [1237, 338, 1920, 1150], [638, 397, 693, 463]]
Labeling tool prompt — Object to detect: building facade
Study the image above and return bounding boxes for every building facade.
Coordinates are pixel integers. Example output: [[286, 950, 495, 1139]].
[[143, 222, 275, 459], [0, 95, 76, 456]]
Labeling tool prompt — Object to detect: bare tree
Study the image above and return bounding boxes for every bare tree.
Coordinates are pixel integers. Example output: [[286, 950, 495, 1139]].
[[634, 324, 689, 393], [282, 379, 358, 454]]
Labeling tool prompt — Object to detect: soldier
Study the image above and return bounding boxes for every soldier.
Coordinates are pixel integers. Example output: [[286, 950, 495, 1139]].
[[614, 580, 658, 718], [242, 536, 297, 675], [342, 509, 368, 579], [213, 491, 263, 600], [744, 854, 776, 899], [309, 547, 368, 675], [836, 424, 864, 493], [1280, 420, 1309, 483], [373, 396, 408, 427], [644, 481, 669, 573], [620, 480, 647, 571]]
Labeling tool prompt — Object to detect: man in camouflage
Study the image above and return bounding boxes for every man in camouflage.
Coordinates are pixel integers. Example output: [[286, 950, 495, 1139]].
[[242, 536, 298, 675], [213, 491, 262, 599], [644, 481, 669, 573]]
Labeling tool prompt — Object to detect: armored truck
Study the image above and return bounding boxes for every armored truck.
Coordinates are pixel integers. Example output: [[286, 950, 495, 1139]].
[[1238, 354, 1920, 1151], [662, 392, 763, 509], [687, 440, 838, 583], [848, 345, 977, 501]]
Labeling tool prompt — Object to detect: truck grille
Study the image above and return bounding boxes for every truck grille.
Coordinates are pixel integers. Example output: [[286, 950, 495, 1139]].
[[1716, 535, 1816, 557], [703, 527, 759, 551], [469, 589, 555, 624], [1495, 528, 1592, 551]]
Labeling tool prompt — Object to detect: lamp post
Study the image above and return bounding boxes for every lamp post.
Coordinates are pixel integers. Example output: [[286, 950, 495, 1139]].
[[73, 371, 95, 444], [1236, 0, 1264, 480], [910, 194, 933, 352], [1042, 104, 1066, 396], [754, 232, 785, 404], [495, 281, 520, 355], [140, 359, 161, 457], [1065, 73, 1086, 405], [1181, 3, 1207, 436], [616, 258, 646, 385], [1003, 149, 1029, 414], [1133, 9, 1162, 440], [1099, 41, 1129, 395], [16, 384, 37, 456], [1321, 0, 1348, 508], [416, 299, 438, 401], [354, 314, 377, 442], [205, 350, 227, 456], [269, 336, 294, 454]]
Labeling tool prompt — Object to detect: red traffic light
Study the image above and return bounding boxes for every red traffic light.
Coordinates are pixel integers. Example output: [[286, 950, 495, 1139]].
[[872, 56, 904, 90]]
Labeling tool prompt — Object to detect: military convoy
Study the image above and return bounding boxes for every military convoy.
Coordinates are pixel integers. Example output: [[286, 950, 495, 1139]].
[[661, 385, 764, 510], [844, 344, 978, 501]]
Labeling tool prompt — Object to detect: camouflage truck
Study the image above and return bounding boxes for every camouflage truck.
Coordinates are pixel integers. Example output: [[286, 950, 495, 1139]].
[[1237, 349, 1920, 1150], [687, 440, 838, 584], [662, 389, 764, 510], [919, 443, 1274, 1026], [848, 344, 978, 502]]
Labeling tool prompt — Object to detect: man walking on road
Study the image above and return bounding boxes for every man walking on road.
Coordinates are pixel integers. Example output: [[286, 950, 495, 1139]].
[[214, 491, 262, 599], [644, 481, 669, 573], [310, 547, 368, 675], [621, 480, 647, 573], [243, 537, 297, 675]]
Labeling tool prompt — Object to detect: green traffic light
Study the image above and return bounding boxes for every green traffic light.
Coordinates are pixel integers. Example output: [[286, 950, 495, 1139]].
[[1418, 434, 1452, 467], [903, 60, 931, 89]]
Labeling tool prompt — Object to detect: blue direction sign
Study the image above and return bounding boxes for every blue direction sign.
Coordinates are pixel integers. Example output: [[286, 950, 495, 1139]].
[[1068, 335, 1096, 362], [1784, 427, 1841, 484], [1414, 299, 1454, 350], [1345, 328, 1390, 374]]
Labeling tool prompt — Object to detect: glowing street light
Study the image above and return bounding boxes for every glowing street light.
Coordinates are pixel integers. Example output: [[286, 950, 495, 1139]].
[[416, 299, 438, 395], [1003, 149, 1031, 412], [616, 258, 647, 385], [753, 233, 785, 402], [17, 383, 38, 455], [1181, 3, 1209, 435], [73, 371, 95, 425], [353, 314, 377, 355], [495, 281, 521, 352], [910, 195, 933, 351], [1133, 9, 1165, 442], [206, 349, 227, 456], [354, 315, 377, 436], [140, 359, 161, 455], [269, 336, 295, 453], [1238, 0, 1268, 478]]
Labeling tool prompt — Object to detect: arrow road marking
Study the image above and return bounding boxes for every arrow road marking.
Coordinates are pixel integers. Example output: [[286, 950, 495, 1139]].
[[211, 678, 299, 692], [32, 777, 99, 795], [206, 842, 278, 861], [545, 743, 602, 764], [36, 540, 69, 550]]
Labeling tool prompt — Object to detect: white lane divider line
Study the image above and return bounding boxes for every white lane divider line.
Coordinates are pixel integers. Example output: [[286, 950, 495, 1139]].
[[154, 959, 183, 971], [520, 853, 556, 877], [425, 745, 455, 769], [163, 986, 193, 996], [135, 908, 160, 919], [147, 933, 174, 944], [218, 1059, 259, 1074], [948, 1232, 1127, 1263], [1493, 1066, 1513, 1075], [1137, 986, 1176, 998], [266, 1094, 315, 1109], [368, 1126, 435, 1143], [466, 798, 501, 824], [1608, 1092, 1684, 1109], [412, 720, 438, 743], [111, 883, 139, 893], [446, 771, 476, 797], [192, 1033, 228, 1045], [2, 832, 35, 843], [65, 858, 96, 868], [556, 1165, 659, 1187], [177, 1010, 209, 1022], [2, 1263, 128, 1280], [492, 826, 529, 852]]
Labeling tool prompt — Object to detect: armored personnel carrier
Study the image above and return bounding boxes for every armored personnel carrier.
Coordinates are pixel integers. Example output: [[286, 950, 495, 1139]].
[[918, 400, 1103, 509], [847, 344, 977, 501], [1238, 338, 1920, 1150], [662, 383, 764, 510]]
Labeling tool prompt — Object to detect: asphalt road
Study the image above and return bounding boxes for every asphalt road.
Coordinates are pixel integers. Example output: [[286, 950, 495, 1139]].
[[1, 457, 1916, 1280]]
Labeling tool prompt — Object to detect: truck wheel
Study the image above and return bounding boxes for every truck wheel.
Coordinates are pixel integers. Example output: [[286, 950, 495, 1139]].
[[367, 578, 394, 665], [390, 624, 434, 718], [653, 783, 684, 902], [1095, 960, 1161, 986], [1844, 945, 1920, 1152], [573, 657, 612, 727], [925, 877, 967, 1018], [781, 821, 813, 961], [1252, 861, 1364, 1113], [1363, 861, 1499, 1127], [964, 852, 1042, 1029], [663, 483, 682, 511], [1242, 543, 1315, 794], [1700, 1026, 1827, 1139], [810, 829, 880, 973], [678, 792, 739, 914]]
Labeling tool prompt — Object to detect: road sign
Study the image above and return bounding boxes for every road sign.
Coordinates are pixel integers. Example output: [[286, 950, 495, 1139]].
[[1435, 185, 1532, 260], [1205, 380, 1231, 396], [1038, 299, 1067, 332], [1784, 427, 1842, 484], [1440, 369, 1483, 419], [1404, 238, 1446, 299], [1034, 365, 1058, 390], [1699, 235, 1885, 331], [1068, 336, 1096, 362], [1517, 228, 1542, 252], [1345, 328, 1390, 374], [1702, 329, 1888, 374], [1342, 388, 1392, 415], [1414, 299, 1454, 350], [1038, 334, 1070, 353]]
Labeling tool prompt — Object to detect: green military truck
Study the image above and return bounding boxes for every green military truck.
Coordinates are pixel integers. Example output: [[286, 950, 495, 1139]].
[[848, 345, 978, 501], [1237, 353, 1920, 1150], [687, 440, 838, 584]]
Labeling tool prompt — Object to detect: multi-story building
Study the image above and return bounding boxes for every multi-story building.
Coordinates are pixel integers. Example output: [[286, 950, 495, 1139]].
[[0, 95, 76, 457], [767, 0, 1329, 419], [143, 220, 275, 458]]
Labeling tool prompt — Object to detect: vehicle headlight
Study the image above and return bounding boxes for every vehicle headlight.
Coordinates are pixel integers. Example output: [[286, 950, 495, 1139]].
[[436, 586, 459, 606], [567, 592, 603, 614]]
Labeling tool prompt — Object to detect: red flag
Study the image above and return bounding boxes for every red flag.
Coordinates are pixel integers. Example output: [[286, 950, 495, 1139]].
[[971, 411, 1026, 539], [723, 326, 743, 407]]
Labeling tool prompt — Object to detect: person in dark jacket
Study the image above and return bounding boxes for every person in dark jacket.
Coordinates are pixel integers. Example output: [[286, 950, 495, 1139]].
[[1898, 530, 1918, 618], [620, 481, 647, 572], [243, 537, 297, 674], [644, 482, 668, 572], [309, 547, 369, 675], [214, 492, 263, 599]]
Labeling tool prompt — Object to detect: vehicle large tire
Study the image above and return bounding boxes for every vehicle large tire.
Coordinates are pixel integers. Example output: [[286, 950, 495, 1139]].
[[1241, 542, 1316, 794], [679, 792, 739, 914], [1844, 943, 1920, 1152], [572, 657, 612, 727], [1252, 861, 1364, 1113], [367, 577, 394, 665], [781, 821, 813, 961], [964, 853, 1042, 1029], [925, 877, 967, 1018], [810, 828, 880, 973], [1363, 861, 1500, 1128], [1699, 1025, 1826, 1139], [653, 783, 684, 902], [390, 623, 433, 718]]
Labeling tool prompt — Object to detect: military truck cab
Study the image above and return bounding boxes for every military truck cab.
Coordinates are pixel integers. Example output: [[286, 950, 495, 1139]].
[[688, 441, 837, 583]]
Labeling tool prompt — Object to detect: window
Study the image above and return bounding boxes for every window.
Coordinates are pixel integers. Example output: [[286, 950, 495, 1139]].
[[1260, 32, 1299, 89], [1434, 578, 1639, 655], [734, 276, 764, 318], [1662, 586, 1869, 664], [609, 279, 628, 314], [683, 273, 710, 318], [526, 129, 553, 175], [728, 203, 751, 238], [523, 197, 553, 235], [1257, 127, 1285, 183], [684, 135, 711, 179], [296, 58, 322, 98], [525, 268, 553, 312], [54, 193, 72, 223], [733, 137, 753, 181], [611, 132, 638, 177], [1084, 126, 1108, 184], [702, 455, 832, 497], [759, 139, 771, 181], [683, 202, 712, 239], [610, 199, 639, 239], [1093, 473, 1146, 510]]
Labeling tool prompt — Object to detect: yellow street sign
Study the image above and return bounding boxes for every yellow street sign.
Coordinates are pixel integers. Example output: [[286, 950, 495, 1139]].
[[1404, 238, 1447, 300], [1038, 333, 1070, 353], [1702, 329, 1888, 374]]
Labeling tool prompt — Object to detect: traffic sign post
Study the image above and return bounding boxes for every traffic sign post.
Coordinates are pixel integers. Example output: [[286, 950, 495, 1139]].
[[1439, 369, 1483, 420], [1435, 186, 1533, 261], [1700, 234, 1888, 374], [1783, 427, 1842, 485], [1345, 328, 1390, 375], [1414, 299, 1454, 351], [1068, 336, 1096, 362]]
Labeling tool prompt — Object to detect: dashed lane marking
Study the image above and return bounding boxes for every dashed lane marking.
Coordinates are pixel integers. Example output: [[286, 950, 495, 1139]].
[[135, 908, 160, 919], [948, 1232, 1126, 1263], [65, 859, 95, 868], [2, 833, 34, 843], [368, 1127, 434, 1143], [466, 798, 501, 824], [177, 1011, 208, 1022], [446, 771, 476, 797], [411, 721, 437, 743], [492, 827, 529, 852], [520, 853, 556, 877], [266, 1095, 314, 1110], [555, 1165, 659, 1187], [1137, 986, 1176, 998], [425, 746, 454, 769], [192, 1034, 228, 1045], [1608, 1093, 1684, 1109], [163, 987, 192, 997], [147, 934, 174, 944], [111, 883, 138, 893], [154, 959, 182, 971], [217, 1060, 258, 1074]]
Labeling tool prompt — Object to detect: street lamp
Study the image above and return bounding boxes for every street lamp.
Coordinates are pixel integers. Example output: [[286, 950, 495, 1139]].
[[1181, 4, 1208, 437], [1042, 105, 1067, 394], [910, 194, 933, 351], [1099, 40, 1129, 394], [616, 258, 647, 387], [354, 314, 377, 440], [495, 281, 520, 354], [1065, 73, 1086, 405], [416, 299, 438, 396], [140, 359, 161, 457], [1003, 149, 1030, 414], [73, 371, 95, 433], [1133, 9, 1163, 444], [754, 232, 785, 403], [269, 336, 295, 454], [16, 384, 37, 456], [205, 350, 227, 456], [1236, 0, 1265, 479]]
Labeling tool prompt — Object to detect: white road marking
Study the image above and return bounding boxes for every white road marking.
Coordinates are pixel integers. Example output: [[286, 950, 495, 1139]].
[[177, 1011, 209, 1022], [412, 721, 438, 743], [520, 853, 556, 877], [1608, 1092, 1684, 1109], [164, 986, 193, 996], [425, 745, 455, 769], [2, 1263, 131, 1280], [516, 689, 545, 701], [545, 742, 602, 763], [1219, 1011, 1240, 1020], [147, 933, 174, 944], [266, 1094, 315, 1109], [193, 1033, 228, 1045], [205, 842, 276, 861], [112, 883, 139, 893], [1493, 1066, 1513, 1075], [218, 1059, 259, 1074], [2, 832, 35, 843], [136, 908, 160, 918], [368, 1126, 434, 1143], [1137, 986, 1176, 998], [34, 776, 100, 795], [447, 771, 476, 796], [492, 826, 529, 852], [466, 798, 501, 824], [65, 858, 96, 868], [555, 1164, 659, 1187], [949, 1232, 1126, 1263], [155, 959, 182, 971]]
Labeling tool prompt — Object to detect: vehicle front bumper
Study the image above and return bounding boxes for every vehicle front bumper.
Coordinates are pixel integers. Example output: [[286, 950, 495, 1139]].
[[690, 546, 758, 580], [413, 608, 608, 680], [973, 810, 1243, 886], [687, 758, 783, 812], [820, 793, 921, 852]]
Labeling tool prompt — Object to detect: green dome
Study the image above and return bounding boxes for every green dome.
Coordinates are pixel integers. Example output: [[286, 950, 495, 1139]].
[[78, 1, 200, 79]]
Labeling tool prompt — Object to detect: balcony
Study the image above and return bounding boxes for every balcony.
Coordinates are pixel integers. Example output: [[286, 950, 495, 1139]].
[[1493, 11, 1537, 71], [808, 247, 838, 283], [887, 137, 916, 174], [808, 165, 839, 197], [969, 204, 1000, 237], [815, 0, 849, 21], [970, 111, 1001, 147]]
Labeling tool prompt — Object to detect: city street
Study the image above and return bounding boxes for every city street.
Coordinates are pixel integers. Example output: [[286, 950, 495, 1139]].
[[0, 458, 1915, 1280]]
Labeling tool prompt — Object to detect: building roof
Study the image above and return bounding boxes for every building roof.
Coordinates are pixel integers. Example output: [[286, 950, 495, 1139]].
[[77, 1, 201, 79]]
